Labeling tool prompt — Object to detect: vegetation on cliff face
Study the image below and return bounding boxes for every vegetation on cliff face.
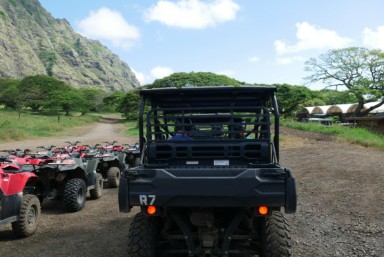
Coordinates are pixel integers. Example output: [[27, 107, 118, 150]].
[[0, 0, 140, 91]]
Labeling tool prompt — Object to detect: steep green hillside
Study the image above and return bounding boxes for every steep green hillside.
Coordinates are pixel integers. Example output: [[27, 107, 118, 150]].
[[0, 0, 140, 91]]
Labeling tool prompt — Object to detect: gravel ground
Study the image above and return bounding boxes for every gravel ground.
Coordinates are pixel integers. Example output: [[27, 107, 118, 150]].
[[281, 128, 384, 257], [0, 120, 383, 257]]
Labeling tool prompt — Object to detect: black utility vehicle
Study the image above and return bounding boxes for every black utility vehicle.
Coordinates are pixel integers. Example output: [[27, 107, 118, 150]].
[[119, 86, 297, 257]]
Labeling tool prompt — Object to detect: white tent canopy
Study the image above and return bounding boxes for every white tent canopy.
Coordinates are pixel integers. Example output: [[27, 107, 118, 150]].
[[298, 107, 315, 114], [327, 104, 355, 114], [312, 105, 332, 114], [300, 102, 384, 115]]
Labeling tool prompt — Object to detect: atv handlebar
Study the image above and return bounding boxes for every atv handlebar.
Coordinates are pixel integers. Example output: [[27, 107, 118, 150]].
[[102, 141, 118, 146], [37, 145, 55, 150], [0, 157, 12, 163], [65, 141, 81, 146]]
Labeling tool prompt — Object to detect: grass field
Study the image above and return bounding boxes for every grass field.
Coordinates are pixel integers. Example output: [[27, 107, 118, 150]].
[[121, 120, 139, 136], [281, 119, 384, 150], [0, 110, 99, 141]]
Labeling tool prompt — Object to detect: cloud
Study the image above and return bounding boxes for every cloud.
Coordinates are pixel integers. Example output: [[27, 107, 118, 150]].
[[362, 26, 384, 50], [77, 7, 140, 50], [144, 0, 240, 29], [131, 66, 174, 86], [150, 66, 174, 79], [131, 68, 147, 85], [276, 56, 306, 65], [274, 22, 353, 55], [248, 56, 260, 63]]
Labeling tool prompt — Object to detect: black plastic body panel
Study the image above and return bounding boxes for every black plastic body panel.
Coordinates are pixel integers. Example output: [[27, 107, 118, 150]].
[[118, 176, 131, 213], [147, 141, 271, 166], [120, 165, 296, 212], [0, 193, 21, 225]]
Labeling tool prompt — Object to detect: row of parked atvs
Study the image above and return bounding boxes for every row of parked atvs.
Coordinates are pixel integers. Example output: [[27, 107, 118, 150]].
[[0, 141, 140, 238]]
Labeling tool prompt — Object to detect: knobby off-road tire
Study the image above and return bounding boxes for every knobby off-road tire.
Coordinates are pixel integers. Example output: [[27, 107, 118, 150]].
[[107, 166, 120, 188], [90, 173, 103, 199], [127, 212, 159, 257], [63, 178, 87, 212], [260, 210, 293, 257], [11, 194, 41, 238]]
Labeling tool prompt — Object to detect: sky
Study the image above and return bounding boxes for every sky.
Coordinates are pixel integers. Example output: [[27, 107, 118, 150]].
[[38, 0, 384, 89]]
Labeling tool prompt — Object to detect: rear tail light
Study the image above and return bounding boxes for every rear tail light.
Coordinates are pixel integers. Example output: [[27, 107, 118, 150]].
[[258, 206, 269, 215], [147, 205, 157, 215]]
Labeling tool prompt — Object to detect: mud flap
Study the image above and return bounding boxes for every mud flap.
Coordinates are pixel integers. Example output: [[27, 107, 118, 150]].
[[118, 176, 131, 213], [117, 152, 126, 171], [0, 194, 21, 224], [285, 176, 297, 214], [85, 159, 99, 187]]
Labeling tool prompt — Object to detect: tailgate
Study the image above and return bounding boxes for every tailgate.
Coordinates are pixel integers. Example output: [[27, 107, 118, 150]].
[[120, 166, 295, 211]]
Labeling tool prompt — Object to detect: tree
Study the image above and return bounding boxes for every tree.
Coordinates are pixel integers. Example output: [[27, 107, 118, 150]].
[[0, 78, 22, 109], [103, 91, 126, 112], [305, 47, 384, 116], [273, 84, 313, 117], [146, 72, 242, 88], [317, 89, 358, 105], [117, 91, 140, 120], [18, 75, 72, 111], [78, 88, 107, 113], [17, 75, 93, 115], [303, 90, 327, 107], [58, 89, 89, 115]]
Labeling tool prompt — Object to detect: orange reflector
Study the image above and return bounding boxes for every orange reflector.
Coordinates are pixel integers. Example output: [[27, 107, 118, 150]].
[[258, 206, 269, 215], [147, 206, 157, 215]]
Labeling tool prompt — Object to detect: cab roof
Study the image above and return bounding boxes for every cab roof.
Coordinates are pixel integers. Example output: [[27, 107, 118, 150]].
[[140, 86, 276, 110]]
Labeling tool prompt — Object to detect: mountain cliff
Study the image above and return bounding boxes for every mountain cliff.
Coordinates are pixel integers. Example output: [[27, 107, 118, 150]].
[[0, 0, 140, 91]]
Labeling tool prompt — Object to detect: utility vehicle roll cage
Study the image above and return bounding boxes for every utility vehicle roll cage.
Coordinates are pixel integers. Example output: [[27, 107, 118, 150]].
[[138, 86, 281, 166]]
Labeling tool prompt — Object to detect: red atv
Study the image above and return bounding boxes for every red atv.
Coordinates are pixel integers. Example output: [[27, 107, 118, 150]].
[[1, 149, 33, 166], [0, 157, 41, 237], [0, 149, 53, 174], [50, 141, 80, 160]]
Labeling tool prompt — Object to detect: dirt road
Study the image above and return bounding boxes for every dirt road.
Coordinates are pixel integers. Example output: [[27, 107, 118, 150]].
[[0, 118, 136, 150], [281, 129, 384, 257], [0, 121, 383, 257]]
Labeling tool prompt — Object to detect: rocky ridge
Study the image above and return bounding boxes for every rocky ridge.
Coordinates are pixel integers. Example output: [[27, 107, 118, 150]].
[[0, 0, 140, 91]]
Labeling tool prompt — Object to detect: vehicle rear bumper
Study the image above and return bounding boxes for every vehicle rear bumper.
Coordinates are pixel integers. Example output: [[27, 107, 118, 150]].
[[119, 166, 296, 213]]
